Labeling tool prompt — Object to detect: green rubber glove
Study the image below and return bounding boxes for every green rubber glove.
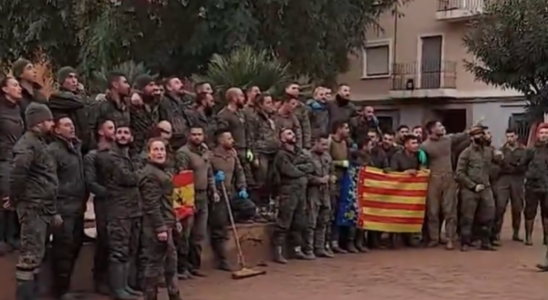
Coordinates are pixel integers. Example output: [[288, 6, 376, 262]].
[[418, 149, 428, 165], [246, 150, 254, 162], [334, 160, 349, 168]]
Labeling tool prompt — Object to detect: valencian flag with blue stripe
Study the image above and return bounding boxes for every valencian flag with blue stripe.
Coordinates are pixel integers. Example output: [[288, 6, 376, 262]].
[[336, 165, 360, 227]]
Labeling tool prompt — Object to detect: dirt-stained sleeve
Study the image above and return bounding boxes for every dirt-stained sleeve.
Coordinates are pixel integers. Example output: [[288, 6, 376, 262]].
[[234, 156, 247, 190], [111, 155, 139, 187], [455, 148, 476, 190], [293, 115, 303, 149], [9, 146, 34, 203], [84, 152, 108, 197], [274, 152, 306, 178], [139, 172, 166, 232], [298, 106, 312, 149]]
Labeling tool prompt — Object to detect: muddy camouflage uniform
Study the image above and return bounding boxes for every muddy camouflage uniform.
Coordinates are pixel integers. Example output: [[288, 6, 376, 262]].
[[139, 162, 179, 300], [294, 102, 311, 149], [304, 150, 333, 256], [0, 97, 23, 251], [47, 136, 87, 297], [130, 102, 160, 153], [520, 142, 548, 245], [88, 95, 130, 149], [271, 146, 314, 262], [97, 143, 143, 297], [175, 144, 217, 272], [83, 146, 111, 288], [189, 109, 216, 147], [455, 144, 496, 249], [274, 113, 303, 150], [10, 129, 58, 299], [492, 143, 526, 240], [209, 147, 247, 268], [159, 93, 193, 150]]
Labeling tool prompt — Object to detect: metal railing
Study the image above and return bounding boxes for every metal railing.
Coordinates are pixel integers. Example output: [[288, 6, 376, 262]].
[[437, 0, 485, 12], [391, 61, 457, 90]]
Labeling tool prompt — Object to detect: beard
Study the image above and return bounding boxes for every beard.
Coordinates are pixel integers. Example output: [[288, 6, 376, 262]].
[[285, 139, 297, 145], [335, 94, 349, 105], [204, 106, 213, 116], [115, 140, 130, 147]]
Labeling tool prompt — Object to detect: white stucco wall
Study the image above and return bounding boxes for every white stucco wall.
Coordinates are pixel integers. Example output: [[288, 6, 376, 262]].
[[471, 101, 526, 147]]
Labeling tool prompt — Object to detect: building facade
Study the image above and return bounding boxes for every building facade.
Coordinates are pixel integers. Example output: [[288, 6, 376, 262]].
[[338, 0, 528, 145]]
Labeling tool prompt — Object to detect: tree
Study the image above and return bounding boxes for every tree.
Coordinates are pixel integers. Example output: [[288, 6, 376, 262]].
[[463, 0, 548, 120], [0, 0, 406, 84]]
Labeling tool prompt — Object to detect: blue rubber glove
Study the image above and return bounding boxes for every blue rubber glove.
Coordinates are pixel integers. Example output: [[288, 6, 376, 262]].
[[214, 171, 225, 183], [238, 189, 249, 199], [418, 149, 428, 165], [351, 143, 358, 151], [310, 101, 322, 110]]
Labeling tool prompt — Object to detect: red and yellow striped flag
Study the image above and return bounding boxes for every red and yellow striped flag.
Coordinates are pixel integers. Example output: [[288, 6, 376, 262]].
[[357, 167, 429, 233], [172, 171, 195, 220]]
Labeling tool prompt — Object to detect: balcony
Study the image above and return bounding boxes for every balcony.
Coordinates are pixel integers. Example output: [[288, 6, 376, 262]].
[[436, 0, 486, 22], [390, 61, 457, 99]]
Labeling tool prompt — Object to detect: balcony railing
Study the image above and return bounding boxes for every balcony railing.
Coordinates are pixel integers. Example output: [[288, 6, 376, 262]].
[[391, 61, 457, 91], [436, 0, 487, 21]]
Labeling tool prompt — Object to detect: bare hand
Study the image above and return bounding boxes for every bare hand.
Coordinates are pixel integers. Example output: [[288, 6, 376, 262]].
[[329, 175, 337, 183], [319, 175, 330, 184], [52, 214, 63, 227], [213, 193, 220, 203], [157, 231, 168, 242], [2, 197, 13, 211], [474, 184, 485, 192], [405, 169, 417, 175]]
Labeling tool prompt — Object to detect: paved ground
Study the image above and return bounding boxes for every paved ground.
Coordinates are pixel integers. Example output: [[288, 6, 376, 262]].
[[183, 228, 547, 300]]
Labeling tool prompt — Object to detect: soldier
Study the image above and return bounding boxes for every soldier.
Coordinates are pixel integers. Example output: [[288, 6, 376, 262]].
[[492, 128, 526, 244], [328, 120, 351, 253], [349, 106, 381, 145], [47, 116, 87, 299], [83, 118, 115, 294], [245, 86, 261, 106], [389, 135, 422, 248], [285, 83, 311, 149], [455, 126, 496, 251], [380, 130, 400, 162], [11, 59, 48, 120], [0, 77, 24, 255], [139, 138, 180, 300], [421, 120, 470, 250], [48, 67, 92, 154], [304, 134, 334, 259], [274, 97, 303, 147], [247, 93, 279, 211], [271, 128, 314, 264], [217, 88, 254, 199], [209, 129, 249, 270], [8, 103, 57, 300], [88, 72, 131, 148], [412, 126, 423, 142], [130, 75, 161, 153], [97, 124, 142, 299], [194, 81, 213, 95], [396, 125, 410, 145], [326, 84, 357, 131], [307, 87, 330, 140], [191, 92, 216, 146], [175, 125, 219, 277], [160, 77, 193, 150], [521, 123, 548, 246]]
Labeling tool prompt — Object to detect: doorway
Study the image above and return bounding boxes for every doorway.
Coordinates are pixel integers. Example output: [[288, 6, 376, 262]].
[[420, 35, 443, 89], [434, 109, 467, 133]]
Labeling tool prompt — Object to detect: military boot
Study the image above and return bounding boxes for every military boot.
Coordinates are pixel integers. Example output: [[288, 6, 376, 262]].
[[273, 246, 287, 264], [480, 227, 496, 251], [293, 246, 311, 260], [525, 220, 534, 246], [165, 272, 180, 300], [536, 245, 548, 272], [302, 229, 316, 259], [512, 212, 523, 241], [212, 241, 232, 272], [109, 264, 136, 300], [330, 240, 347, 254], [324, 243, 335, 257], [123, 263, 142, 296], [346, 228, 359, 253], [355, 231, 369, 253]]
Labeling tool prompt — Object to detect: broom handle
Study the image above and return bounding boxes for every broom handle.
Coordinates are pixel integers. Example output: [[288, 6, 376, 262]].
[[220, 181, 247, 267]]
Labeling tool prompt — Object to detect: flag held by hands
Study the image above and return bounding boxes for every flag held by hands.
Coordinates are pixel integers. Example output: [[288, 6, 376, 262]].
[[357, 167, 428, 233], [172, 171, 195, 220]]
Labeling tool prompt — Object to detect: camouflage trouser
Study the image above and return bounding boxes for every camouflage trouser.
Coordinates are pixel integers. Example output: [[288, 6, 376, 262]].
[[142, 226, 178, 296], [16, 206, 51, 281], [328, 180, 341, 243], [273, 186, 306, 247], [175, 216, 193, 273], [493, 175, 524, 235], [93, 198, 108, 283], [303, 189, 331, 252], [208, 198, 229, 263], [426, 173, 457, 242], [188, 191, 209, 270], [51, 215, 84, 296], [251, 153, 275, 209], [459, 188, 495, 245], [107, 217, 141, 264]]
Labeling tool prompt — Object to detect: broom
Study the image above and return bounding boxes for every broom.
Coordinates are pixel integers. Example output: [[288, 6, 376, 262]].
[[220, 181, 267, 280]]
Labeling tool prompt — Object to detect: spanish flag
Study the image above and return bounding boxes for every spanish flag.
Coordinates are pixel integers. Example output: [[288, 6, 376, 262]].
[[172, 171, 195, 220], [357, 167, 428, 233]]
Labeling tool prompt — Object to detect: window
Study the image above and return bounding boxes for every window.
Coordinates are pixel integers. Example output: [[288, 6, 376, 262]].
[[363, 41, 391, 78], [377, 116, 394, 132]]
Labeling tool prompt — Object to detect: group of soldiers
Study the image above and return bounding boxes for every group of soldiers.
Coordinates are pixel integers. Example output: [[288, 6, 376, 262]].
[[1, 57, 548, 300]]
